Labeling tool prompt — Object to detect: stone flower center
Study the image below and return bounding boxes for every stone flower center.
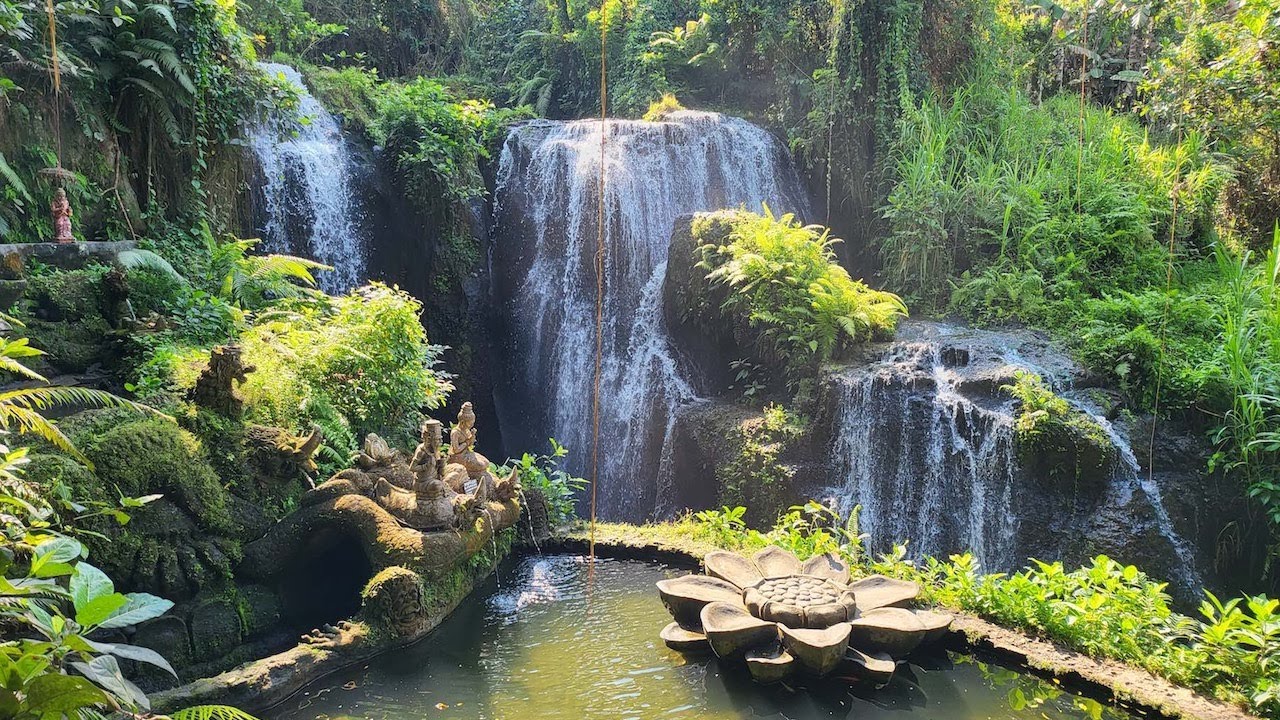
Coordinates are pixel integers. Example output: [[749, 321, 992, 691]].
[[753, 575, 840, 607]]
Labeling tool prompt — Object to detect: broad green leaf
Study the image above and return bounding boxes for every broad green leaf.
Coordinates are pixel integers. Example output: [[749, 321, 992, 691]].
[[85, 640, 177, 678], [71, 655, 149, 710], [97, 592, 174, 629], [30, 537, 84, 575], [20, 673, 112, 715], [70, 564, 115, 609], [75, 593, 128, 629]]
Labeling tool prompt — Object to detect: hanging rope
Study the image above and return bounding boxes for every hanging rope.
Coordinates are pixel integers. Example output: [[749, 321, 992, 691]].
[[1075, 5, 1088, 212], [45, 0, 63, 171], [588, 0, 608, 572]]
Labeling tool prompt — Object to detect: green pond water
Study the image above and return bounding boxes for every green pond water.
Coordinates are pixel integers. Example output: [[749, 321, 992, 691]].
[[270, 555, 1139, 720]]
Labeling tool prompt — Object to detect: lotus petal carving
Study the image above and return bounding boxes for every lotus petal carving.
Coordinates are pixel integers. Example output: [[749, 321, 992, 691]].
[[656, 547, 951, 687]]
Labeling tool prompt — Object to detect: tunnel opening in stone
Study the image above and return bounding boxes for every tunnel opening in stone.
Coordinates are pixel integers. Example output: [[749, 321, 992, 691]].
[[276, 527, 371, 631]]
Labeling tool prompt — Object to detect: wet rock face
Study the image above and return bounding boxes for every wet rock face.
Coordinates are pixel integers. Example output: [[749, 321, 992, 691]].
[[664, 320, 1240, 599]]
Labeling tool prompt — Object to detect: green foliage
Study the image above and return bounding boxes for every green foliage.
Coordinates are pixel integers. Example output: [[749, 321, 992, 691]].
[[170, 707, 263, 720], [717, 404, 807, 523], [0, 316, 160, 466], [882, 79, 1222, 314], [692, 207, 907, 379], [641, 92, 685, 122], [502, 438, 586, 527], [680, 501, 1280, 716], [235, 284, 453, 441], [205, 235, 330, 310], [375, 77, 532, 203], [1141, 0, 1280, 245], [0, 448, 179, 718], [1212, 227, 1280, 530]]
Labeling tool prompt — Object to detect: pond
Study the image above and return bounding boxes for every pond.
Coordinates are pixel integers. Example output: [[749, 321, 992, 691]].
[[270, 555, 1138, 720]]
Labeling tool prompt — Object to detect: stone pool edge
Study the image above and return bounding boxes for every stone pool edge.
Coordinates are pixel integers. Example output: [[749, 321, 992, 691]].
[[150, 526, 514, 714], [541, 531, 1260, 720]]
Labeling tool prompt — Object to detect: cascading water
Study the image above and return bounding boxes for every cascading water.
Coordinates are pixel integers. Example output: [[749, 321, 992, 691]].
[[246, 62, 367, 292], [826, 321, 1204, 594], [828, 338, 1020, 571], [491, 111, 810, 521]]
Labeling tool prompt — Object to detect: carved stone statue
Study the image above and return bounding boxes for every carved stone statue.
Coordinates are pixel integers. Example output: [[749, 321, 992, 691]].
[[191, 345, 255, 418], [315, 403, 519, 530], [409, 419, 443, 487], [51, 188, 73, 243]]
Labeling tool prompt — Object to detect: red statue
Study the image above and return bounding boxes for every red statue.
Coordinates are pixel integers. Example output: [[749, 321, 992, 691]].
[[51, 187, 73, 243]]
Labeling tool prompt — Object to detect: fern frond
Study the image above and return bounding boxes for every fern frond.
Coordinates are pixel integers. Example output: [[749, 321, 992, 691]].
[[116, 249, 189, 284], [170, 705, 262, 720]]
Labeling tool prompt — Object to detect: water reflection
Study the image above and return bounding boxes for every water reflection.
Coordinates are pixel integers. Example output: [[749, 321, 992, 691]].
[[270, 555, 1135, 720]]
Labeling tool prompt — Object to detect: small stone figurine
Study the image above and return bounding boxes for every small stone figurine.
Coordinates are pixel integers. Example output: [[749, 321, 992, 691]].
[[51, 188, 74, 243]]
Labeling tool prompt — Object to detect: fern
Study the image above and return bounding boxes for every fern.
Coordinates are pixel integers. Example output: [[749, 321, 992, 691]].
[[116, 249, 189, 284], [170, 706, 261, 720]]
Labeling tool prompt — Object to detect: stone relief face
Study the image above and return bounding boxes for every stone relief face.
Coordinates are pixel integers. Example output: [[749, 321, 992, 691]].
[[655, 546, 951, 686]]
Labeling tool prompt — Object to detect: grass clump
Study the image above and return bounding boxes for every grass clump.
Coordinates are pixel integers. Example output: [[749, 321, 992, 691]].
[[642, 93, 685, 121]]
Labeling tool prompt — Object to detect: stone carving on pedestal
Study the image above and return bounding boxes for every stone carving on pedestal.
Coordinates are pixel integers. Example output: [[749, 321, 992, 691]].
[[323, 403, 519, 530]]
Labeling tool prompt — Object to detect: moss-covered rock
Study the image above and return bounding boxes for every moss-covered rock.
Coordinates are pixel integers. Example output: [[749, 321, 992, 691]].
[[80, 416, 234, 531], [361, 566, 428, 637], [27, 410, 253, 600]]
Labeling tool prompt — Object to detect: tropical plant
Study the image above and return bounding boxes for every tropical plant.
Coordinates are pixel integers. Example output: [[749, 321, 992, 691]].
[[503, 438, 586, 527], [693, 207, 907, 377], [0, 320, 160, 467], [1212, 226, 1280, 529], [0, 449, 174, 718], [206, 235, 330, 310]]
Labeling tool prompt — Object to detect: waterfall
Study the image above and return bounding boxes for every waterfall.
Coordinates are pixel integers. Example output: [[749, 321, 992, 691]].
[[828, 338, 1020, 570], [827, 321, 1203, 593], [246, 62, 367, 293], [492, 111, 811, 521]]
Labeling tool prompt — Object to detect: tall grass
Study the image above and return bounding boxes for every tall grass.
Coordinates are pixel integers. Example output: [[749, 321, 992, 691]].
[[1214, 225, 1280, 528], [881, 77, 1223, 317]]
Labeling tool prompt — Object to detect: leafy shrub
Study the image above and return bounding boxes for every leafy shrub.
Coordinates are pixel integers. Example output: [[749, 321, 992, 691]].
[[883, 79, 1223, 315], [375, 78, 532, 203], [237, 283, 452, 441], [502, 438, 586, 527], [691, 207, 907, 378]]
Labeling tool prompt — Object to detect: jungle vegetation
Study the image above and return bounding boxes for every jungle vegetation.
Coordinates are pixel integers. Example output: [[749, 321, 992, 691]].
[[0, 0, 1278, 715]]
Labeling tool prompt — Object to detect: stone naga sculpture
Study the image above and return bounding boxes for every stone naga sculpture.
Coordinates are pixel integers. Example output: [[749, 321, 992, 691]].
[[190, 344, 256, 418]]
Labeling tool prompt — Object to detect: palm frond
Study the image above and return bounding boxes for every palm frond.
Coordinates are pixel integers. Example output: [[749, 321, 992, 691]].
[[116, 249, 189, 284]]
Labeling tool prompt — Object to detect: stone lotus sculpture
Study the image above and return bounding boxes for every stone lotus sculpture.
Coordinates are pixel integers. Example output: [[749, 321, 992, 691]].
[[656, 546, 952, 685]]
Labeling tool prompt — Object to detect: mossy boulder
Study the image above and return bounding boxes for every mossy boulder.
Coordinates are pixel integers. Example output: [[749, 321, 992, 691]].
[[79, 416, 235, 531], [28, 410, 252, 600], [361, 566, 428, 637]]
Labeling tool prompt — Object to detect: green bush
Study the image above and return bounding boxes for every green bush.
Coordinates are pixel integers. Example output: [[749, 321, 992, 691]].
[[882, 80, 1224, 314], [691, 207, 907, 378], [501, 438, 586, 527], [375, 77, 532, 203], [237, 283, 452, 442]]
